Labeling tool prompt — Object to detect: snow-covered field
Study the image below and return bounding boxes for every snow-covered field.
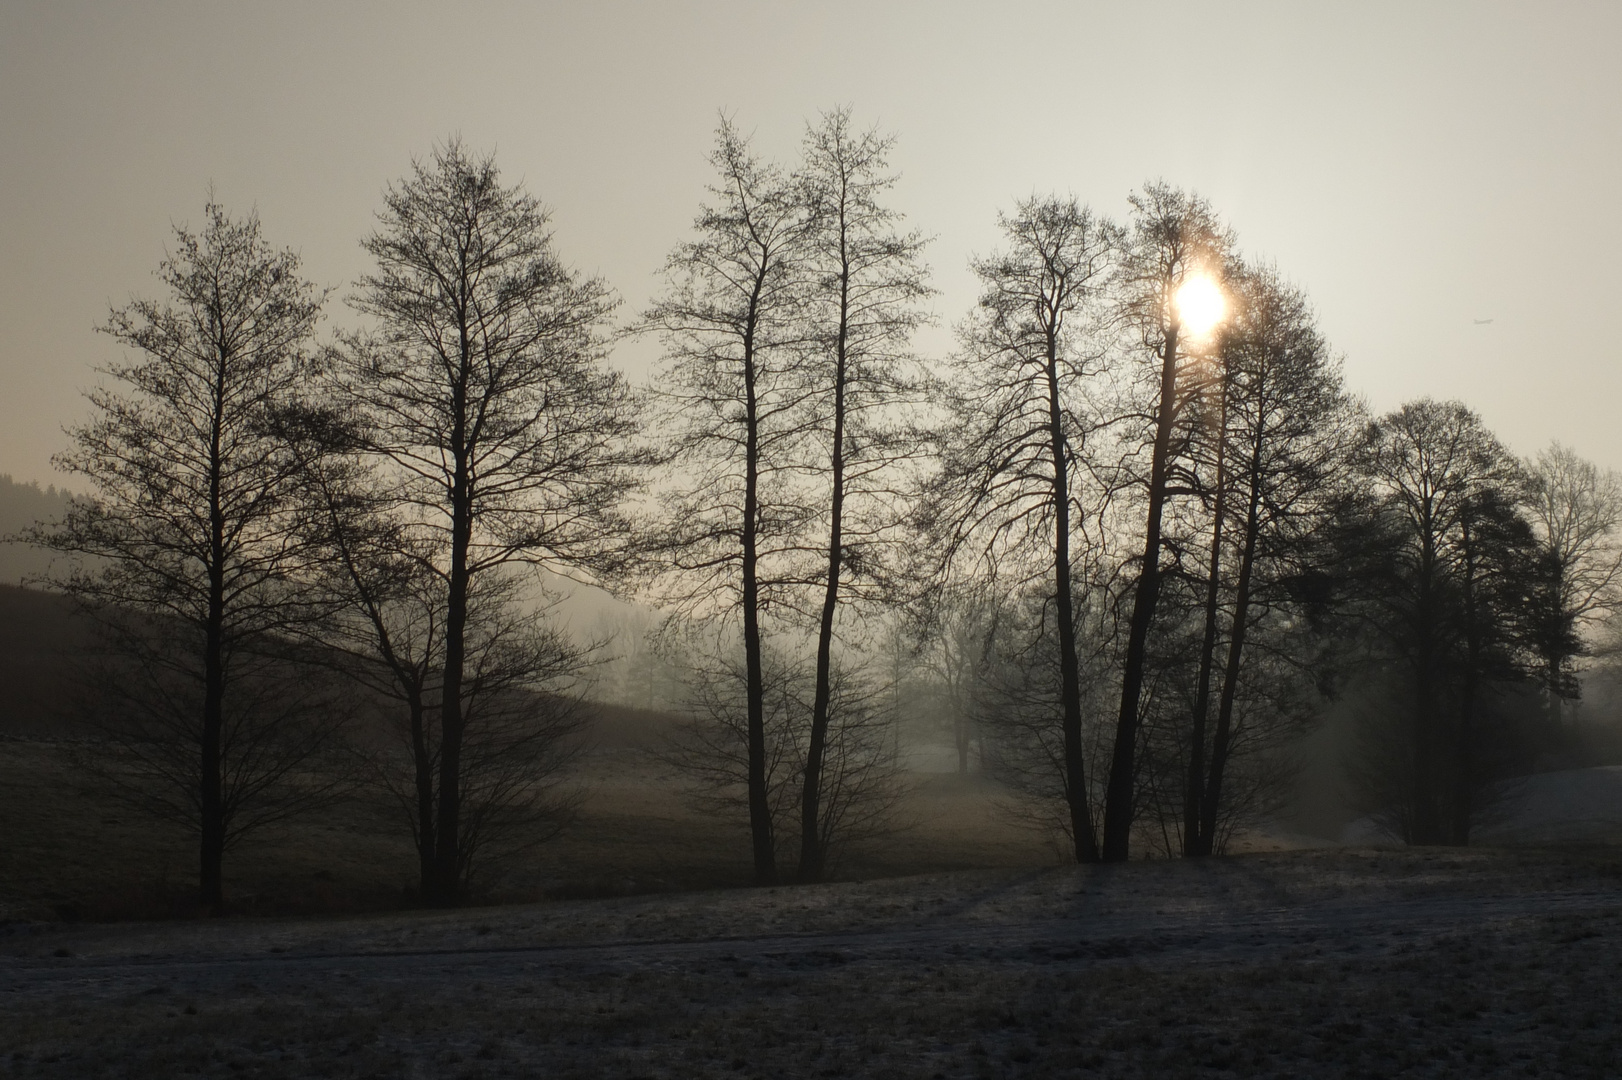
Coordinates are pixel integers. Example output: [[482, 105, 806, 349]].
[[4, 846, 1620, 1078], [1478, 767, 1622, 843], [8, 729, 1622, 1077], [1340, 766, 1622, 846]]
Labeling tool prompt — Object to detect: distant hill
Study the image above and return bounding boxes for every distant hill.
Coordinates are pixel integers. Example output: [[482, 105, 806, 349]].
[[0, 581, 682, 743], [0, 474, 73, 586], [0, 584, 94, 737]]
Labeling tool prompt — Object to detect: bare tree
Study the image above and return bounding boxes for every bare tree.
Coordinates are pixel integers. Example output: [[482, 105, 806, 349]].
[[339, 140, 645, 904], [1181, 263, 1357, 855], [911, 583, 1001, 776], [663, 629, 903, 876], [298, 454, 586, 896], [27, 203, 334, 911], [1101, 183, 1232, 862], [924, 195, 1115, 861], [1523, 443, 1622, 716], [640, 118, 817, 885], [794, 107, 933, 881]]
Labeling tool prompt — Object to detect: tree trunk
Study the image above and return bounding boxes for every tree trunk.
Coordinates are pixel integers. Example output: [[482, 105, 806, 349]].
[[1410, 511, 1444, 846], [1103, 323, 1182, 861], [741, 316, 776, 886], [200, 584, 226, 914], [200, 381, 228, 914], [1196, 422, 1264, 857], [432, 500, 470, 903], [1453, 513, 1480, 846], [431, 339, 473, 904], [800, 303, 847, 882], [1048, 350, 1099, 862], [1184, 377, 1228, 857], [408, 688, 436, 898]]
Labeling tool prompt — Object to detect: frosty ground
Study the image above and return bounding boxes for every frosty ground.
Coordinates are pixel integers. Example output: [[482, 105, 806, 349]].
[[4, 846, 1621, 1079]]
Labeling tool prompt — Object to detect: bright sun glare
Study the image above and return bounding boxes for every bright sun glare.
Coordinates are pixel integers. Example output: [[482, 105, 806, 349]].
[[1175, 274, 1226, 337]]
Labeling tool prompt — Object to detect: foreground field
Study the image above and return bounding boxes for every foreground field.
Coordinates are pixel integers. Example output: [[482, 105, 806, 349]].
[[7, 712, 1622, 1078], [4, 847, 1622, 1078]]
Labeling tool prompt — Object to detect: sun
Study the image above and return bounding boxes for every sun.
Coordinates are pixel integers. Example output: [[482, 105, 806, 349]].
[[1175, 274, 1226, 338]]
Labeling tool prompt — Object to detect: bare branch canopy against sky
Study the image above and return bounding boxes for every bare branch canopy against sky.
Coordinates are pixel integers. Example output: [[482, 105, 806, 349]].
[[1, 1, 1619, 484]]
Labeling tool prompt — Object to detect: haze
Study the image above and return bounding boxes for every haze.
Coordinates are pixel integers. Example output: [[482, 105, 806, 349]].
[[1, 1, 1619, 484]]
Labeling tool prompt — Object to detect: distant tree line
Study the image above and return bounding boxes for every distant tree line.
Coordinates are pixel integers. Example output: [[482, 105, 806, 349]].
[[19, 112, 1622, 909], [0, 476, 72, 584]]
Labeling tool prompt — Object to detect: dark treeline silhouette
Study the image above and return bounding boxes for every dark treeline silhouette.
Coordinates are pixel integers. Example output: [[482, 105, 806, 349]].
[[0, 476, 72, 585], [1330, 406, 1620, 844], [14, 111, 1622, 910]]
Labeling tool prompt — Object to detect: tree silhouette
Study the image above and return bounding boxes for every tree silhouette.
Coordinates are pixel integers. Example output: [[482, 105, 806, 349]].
[[1102, 183, 1232, 862], [794, 107, 932, 881], [30, 203, 334, 911], [640, 118, 817, 885], [924, 195, 1115, 861], [338, 140, 645, 903]]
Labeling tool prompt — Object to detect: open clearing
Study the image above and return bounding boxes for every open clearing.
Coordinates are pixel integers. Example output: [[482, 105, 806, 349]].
[[4, 846, 1622, 1078]]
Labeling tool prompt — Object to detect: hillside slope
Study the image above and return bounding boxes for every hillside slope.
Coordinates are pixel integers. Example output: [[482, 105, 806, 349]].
[[0, 585, 91, 736]]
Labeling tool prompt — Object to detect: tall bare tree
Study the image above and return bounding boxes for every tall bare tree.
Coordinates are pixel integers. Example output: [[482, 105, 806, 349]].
[[925, 196, 1115, 861], [297, 453, 586, 896], [1181, 263, 1355, 855], [1101, 183, 1232, 862], [641, 118, 817, 885], [340, 140, 644, 904], [29, 203, 331, 911], [1523, 443, 1622, 716], [794, 107, 932, 881]]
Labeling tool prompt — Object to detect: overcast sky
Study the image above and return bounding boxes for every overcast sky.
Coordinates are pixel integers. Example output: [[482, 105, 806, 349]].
[[2, 1, 1619, 485]]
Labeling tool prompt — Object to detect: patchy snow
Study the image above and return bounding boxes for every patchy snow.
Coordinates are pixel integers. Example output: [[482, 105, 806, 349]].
[[1477, 766, 1622, 843], [1339, 766, 1622, 845]]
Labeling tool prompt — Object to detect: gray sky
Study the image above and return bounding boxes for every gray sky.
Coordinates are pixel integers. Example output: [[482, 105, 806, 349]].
[[3, 1, 1619, 484]]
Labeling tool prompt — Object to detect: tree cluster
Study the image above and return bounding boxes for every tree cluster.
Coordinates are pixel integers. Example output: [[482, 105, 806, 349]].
[[641, 109, 930, 883], [1334, 408, 1620, 843], [24, 116, 1622, 915], [919, 188, 1622, 861], [31, 144, 643, 908]]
